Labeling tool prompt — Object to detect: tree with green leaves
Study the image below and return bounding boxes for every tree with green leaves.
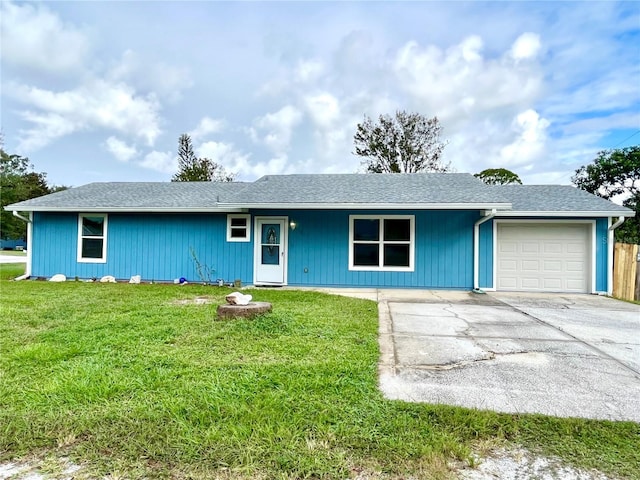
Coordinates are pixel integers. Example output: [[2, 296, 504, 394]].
[[1, 149, 65, 240], [353, 111, 450, 173], [171, 134, 235, 182], [474, 168, 522, 185], [572, 146, 640, 244]]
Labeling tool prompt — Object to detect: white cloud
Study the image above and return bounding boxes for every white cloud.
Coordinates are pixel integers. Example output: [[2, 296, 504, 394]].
[[140, 150, 175, 174], [188, 117, 225, 142], [0, 1, 89, 74], [499, 109, 550, 167], [294, 59, 325, 83], [11, 80, 162, 152], [197, 141, 250, 175], [304, 93, 341, 128], [109, 49, 193, 100], [393, 35, 543, 123], [105, 137, 138, 162], [510, 33, 542, 61], [251, 105, 303, 154]]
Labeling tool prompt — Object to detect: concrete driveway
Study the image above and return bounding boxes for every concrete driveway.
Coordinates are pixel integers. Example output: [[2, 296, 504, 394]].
[[377, 290, 640, 422], [0, 253, 27, 263]]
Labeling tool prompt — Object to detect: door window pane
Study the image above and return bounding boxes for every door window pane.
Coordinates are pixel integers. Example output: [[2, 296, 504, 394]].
[[261, 246, 280, 265], [262, 224, 280, 244]]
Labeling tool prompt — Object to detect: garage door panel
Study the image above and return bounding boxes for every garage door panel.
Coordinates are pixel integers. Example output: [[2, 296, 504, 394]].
[[542, 278, 562, 289], [543, 260, 562, 272], [499, 259, 517, 271], [497, 223, 590, 293], [566, 261, 584, 272], [566, 242, 586, 254], [521, 278, 541, 289], [522, 260, 540, 271], [500, 242, 517, 253], [543, 242, 562, 254]]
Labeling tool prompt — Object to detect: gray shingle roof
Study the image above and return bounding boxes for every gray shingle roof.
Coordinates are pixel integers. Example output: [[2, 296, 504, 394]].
[[233, 173, 510, 206], [492, 185, 632, 214], [4, 174, 634, 216], [6, 182, 250, 211]]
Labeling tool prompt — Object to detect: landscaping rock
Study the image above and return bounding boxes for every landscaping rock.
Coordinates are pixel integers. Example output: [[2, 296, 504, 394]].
[[100, 275, 116, 283], [217, 301, 272, 320], [49, 274, 66, 282], [129, 275, 141, 284], [225, 292, 253, 305]]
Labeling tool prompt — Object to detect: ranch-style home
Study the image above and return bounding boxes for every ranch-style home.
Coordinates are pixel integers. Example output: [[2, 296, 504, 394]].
[[5, 173, 634, 294]]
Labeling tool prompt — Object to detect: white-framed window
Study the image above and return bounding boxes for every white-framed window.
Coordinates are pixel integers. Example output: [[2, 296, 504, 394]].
[[227, 214, 251, 242], [349, 215, 415, 271], [77, 214, 108, 263]]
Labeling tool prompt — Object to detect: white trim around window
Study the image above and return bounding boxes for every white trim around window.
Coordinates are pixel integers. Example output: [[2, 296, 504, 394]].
[[227, 214, 251, 242], [348, 215, 415, 272], [77, 213, 108, 263]]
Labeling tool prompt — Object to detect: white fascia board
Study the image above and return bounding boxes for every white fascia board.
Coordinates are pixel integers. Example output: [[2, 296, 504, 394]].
[[4, 206, 247, 213], [219, 202, 513, 210], [495, 210, 635, 218]]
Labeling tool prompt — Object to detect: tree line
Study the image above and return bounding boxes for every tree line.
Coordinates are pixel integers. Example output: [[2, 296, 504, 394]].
[[2, 112, 638, 244]]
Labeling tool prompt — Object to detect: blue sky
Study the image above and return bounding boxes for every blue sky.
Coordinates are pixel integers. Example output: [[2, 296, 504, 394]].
[[1, 1, 639, 187]]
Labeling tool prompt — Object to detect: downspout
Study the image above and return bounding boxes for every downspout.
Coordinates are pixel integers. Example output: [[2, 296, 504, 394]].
[[473, 209, 497, 291], [12, 211, 32, 280], [607, 216, 625, 296]]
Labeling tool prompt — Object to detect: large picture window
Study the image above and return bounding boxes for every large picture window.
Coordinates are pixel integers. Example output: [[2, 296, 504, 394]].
[[77, 214, 107, 263], [349, 215, 414, 271]]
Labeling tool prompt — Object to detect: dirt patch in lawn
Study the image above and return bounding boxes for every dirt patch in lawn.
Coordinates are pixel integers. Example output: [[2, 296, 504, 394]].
[[171, 296, 215, 305], [1, 447, 621, 480]]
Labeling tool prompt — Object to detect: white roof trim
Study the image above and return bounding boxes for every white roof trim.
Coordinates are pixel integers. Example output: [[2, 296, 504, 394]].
[[495, 210, 635, 218]]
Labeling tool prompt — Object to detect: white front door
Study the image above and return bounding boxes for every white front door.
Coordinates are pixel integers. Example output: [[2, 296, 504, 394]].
[[254, 217, 287, 285]]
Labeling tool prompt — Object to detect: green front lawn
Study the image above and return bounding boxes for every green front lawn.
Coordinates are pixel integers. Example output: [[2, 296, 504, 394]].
[[1, 273, 638, 479]]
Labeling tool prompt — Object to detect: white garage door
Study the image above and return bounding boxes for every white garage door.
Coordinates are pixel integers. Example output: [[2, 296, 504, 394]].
[[496, 223, 591, 293]]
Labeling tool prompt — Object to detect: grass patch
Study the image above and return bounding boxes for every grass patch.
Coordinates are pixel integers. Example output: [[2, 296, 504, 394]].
[[0, 262, 25, 280], [1, 281, 638, 479], [0, 250, 27, 256]]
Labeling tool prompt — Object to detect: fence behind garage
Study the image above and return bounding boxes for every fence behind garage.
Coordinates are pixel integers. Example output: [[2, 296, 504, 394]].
[[613, 243, 639, 301]]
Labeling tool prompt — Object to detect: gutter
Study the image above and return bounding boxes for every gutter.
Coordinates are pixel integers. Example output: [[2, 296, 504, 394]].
[[473, 209, 497, 291], [11, 211, 32, 280], [607, 216, 625, 296]]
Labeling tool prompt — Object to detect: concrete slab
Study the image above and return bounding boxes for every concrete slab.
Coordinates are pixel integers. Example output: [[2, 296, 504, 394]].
[[0, 254, 27, 264], [378, 291, 640, 422]]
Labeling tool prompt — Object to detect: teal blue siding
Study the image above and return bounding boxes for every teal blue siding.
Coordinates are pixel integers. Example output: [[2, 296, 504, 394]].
[[32, 212, 253, 283], [30, 210, 612, 291], [478, 220, 493, 289], [595, 218, 608, 292], [257, 209, 477, 289]]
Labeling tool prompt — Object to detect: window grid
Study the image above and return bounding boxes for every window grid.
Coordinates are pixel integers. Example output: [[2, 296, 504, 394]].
[[77, 214, 108, 263], [227, 214, 251, 242], [349, 215, 414, 272]]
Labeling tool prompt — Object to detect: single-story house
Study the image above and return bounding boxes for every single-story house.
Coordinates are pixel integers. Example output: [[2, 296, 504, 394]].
[[4, 173, 634, 294]]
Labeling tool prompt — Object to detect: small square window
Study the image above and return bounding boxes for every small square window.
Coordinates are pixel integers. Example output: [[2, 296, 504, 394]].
[[227, 214, 251, 242]]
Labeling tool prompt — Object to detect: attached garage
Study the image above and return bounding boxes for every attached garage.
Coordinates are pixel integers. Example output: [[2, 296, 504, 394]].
[[496, 222, 592, 293]]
